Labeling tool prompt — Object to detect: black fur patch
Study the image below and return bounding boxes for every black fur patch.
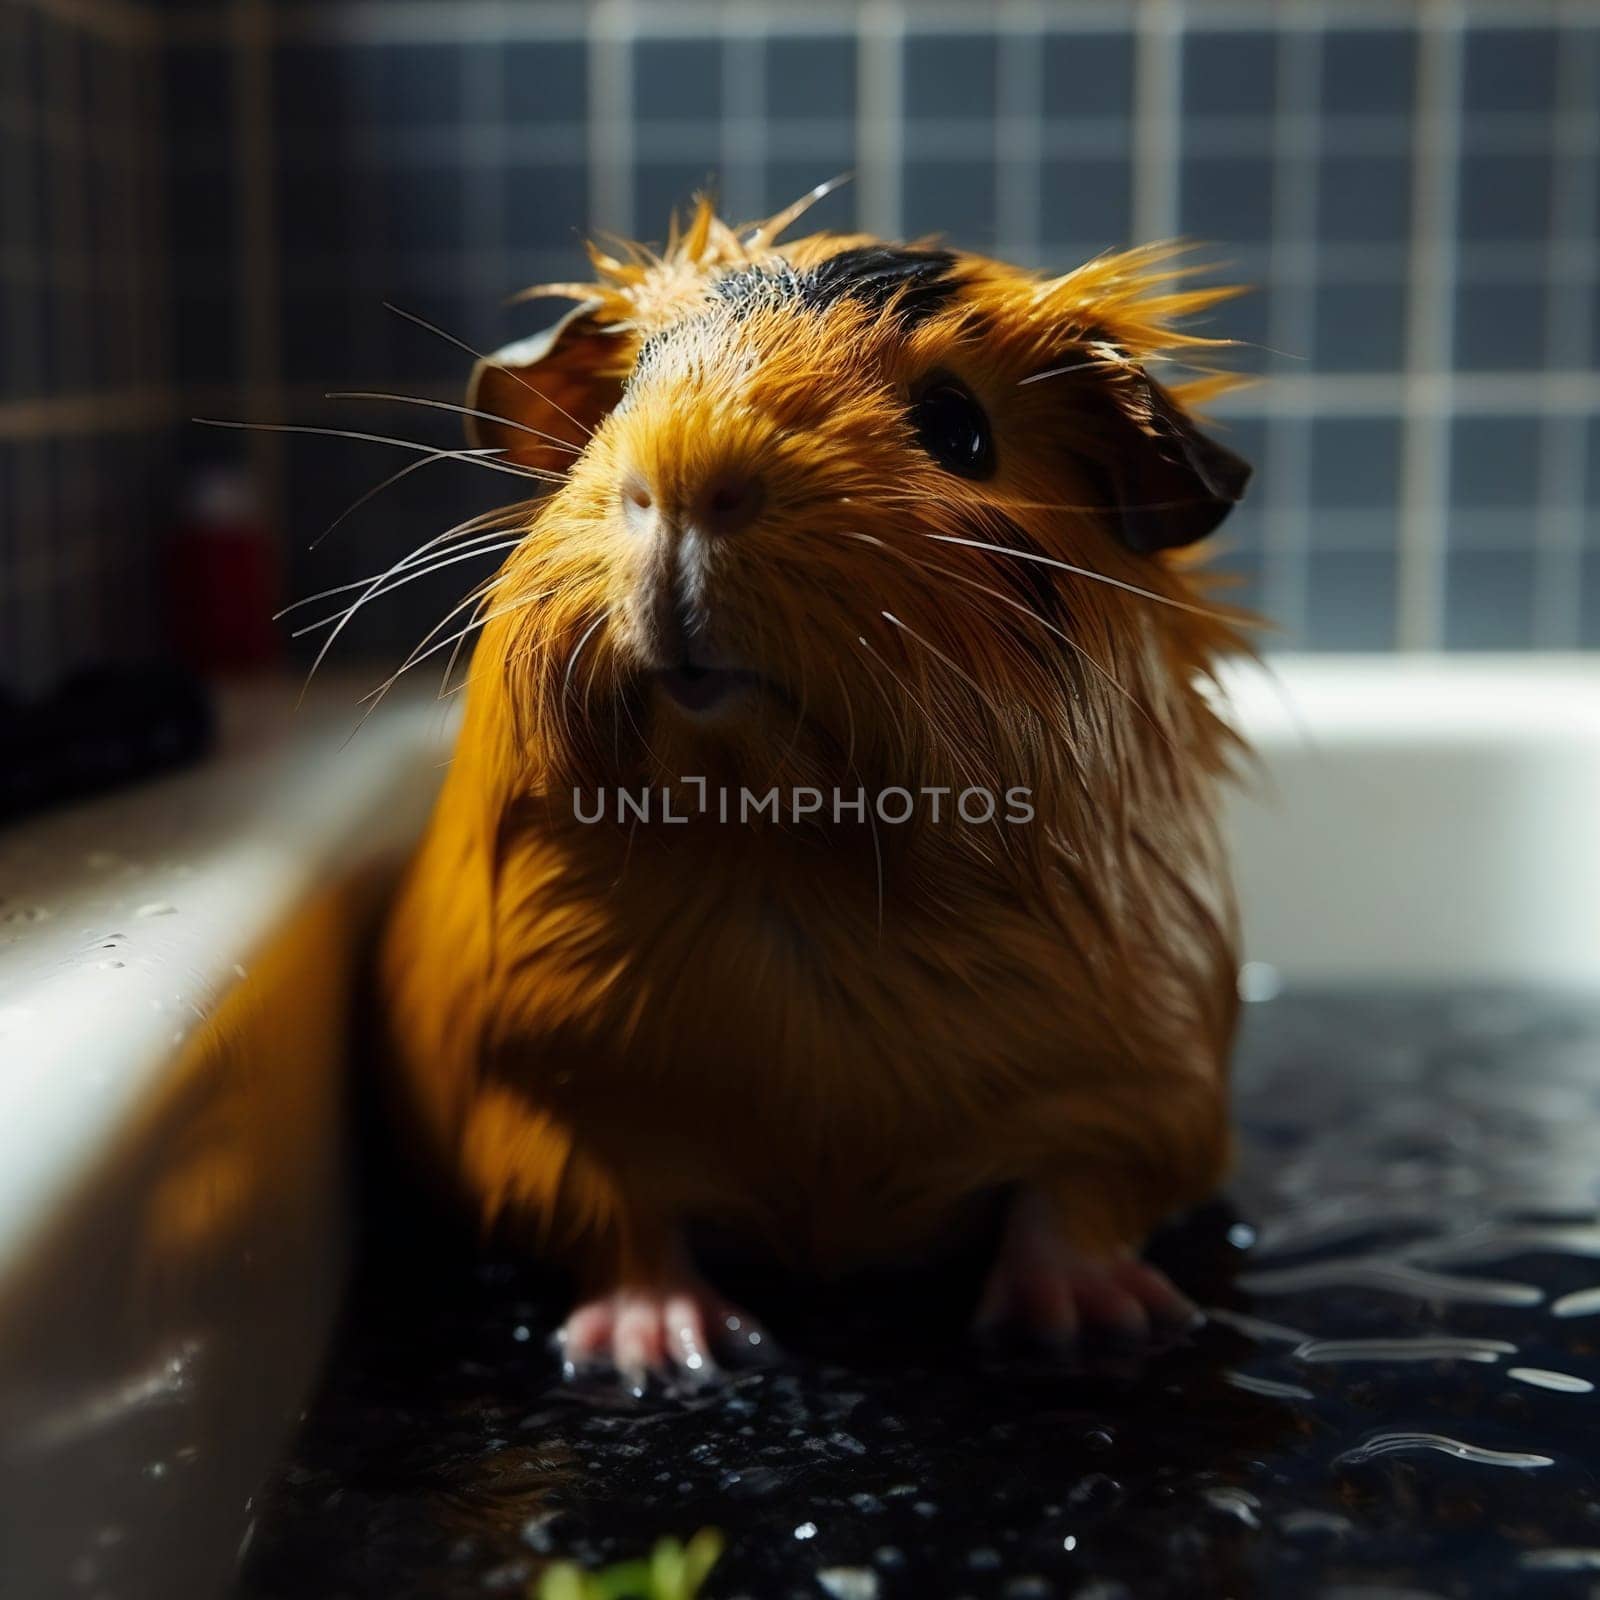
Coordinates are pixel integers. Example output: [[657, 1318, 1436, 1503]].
[[712, 246, 959, 324]]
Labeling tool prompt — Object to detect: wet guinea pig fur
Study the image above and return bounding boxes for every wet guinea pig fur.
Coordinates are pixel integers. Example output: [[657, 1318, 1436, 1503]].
[[380, 191, 1254, 1381]]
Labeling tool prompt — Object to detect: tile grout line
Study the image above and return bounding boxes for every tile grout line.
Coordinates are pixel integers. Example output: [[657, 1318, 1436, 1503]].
[[995, 0, 1043, 268], [1396, 0, 1462, 652], [721, 12, 766, 224], [231, 0, 287, 543], [588, 0, 633, 240], [1131, 0, 1180, 248], [1261, 23, 1325, 646], [1531, 16, 1596, 648], [857, 0, 903, 240]]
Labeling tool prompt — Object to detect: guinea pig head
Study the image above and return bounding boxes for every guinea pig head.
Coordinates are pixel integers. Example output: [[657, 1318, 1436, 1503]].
[[466, 200, 1253, 804]]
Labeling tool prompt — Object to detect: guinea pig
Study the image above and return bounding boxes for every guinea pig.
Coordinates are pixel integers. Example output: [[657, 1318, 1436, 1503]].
[[379, 188, 1253, 1382]]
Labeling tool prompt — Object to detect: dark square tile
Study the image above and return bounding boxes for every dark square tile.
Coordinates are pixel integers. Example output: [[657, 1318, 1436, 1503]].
[[1317, 154, 1411, 243], [503, 162, 589, 251], [1453, 279, 1546, 370], [1179, 152, 1273, 244], [1182, 30, 1276, 118], [271, 45, 353, 131], [169, 160, 234, 254], [904, 32, 998, 120], [1310, 417, 1403, 509], [1458, 152, 1552, 243], [361, 42, 465, 125], [1450, 415, 1541, 511], [1320, 29, 1416, 116], [0, 136, 37, 258], [1581, 546, 1600, 647], [1444, 546, 1537, 649], [1205, 546, 1266, 619], [173, 286, 237, 385], [0, 5, 25, 106], [1463, 27, 1559, 113], [277, 163, 359, 256], [1312, 281, 1408, 373], [633, 38, 721, 122], [902, 159, 996, 249], [766, 35, 856, 120], [503, 39, 587, 124], [1303, 547, 1398, 650], [1039, 156, 1132, 254], [164, 43, 228, 135], [0, 278, 40, 401], [1041, 31, 1135, 119], [372, 164, 466, 254]]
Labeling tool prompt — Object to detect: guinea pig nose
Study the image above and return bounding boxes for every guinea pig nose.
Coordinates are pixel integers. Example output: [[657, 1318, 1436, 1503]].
[[695, 470, 764, 537]]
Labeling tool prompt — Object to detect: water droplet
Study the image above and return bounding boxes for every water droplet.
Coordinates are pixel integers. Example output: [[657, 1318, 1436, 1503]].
[[1240, 1257, 1542, 1307], [793, 1521, 818, 1541], [1520, 1550, 1600, 1572], [232, 963, 249, 980], [1507, 1366, 1594, 1394], [1294, 1336, 1516, 1365], [1335, 1430, 1553, 1470], [1227, 1222, 1257, 1249], [1203, 1486, 1261, 1528], [1278, 1509, 1353, 1538], [97, 960, 126, 971], [1063, 1535, 1078, 1551], [817, 1568, 878, 1600], [136, 902, 177, 918], [1552, 1286, 1600, 1318], [1225, 1370, 1314, 1400]]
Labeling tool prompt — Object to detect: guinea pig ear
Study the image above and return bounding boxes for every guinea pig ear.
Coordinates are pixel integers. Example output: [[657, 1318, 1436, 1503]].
[[1095, 368, 1252, 554], [465, 299, 626, 476]]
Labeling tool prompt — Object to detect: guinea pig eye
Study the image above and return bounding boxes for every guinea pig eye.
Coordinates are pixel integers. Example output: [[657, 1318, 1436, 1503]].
[[909, 374, 995, 480]]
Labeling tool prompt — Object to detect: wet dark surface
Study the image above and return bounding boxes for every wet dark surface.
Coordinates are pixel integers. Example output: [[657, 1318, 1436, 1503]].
[[237, 989, 1600, 1600]]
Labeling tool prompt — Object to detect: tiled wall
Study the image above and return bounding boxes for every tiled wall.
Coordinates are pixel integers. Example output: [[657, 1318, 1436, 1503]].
[[1, 0, 169, 695], [5, 0, 1600, 694]]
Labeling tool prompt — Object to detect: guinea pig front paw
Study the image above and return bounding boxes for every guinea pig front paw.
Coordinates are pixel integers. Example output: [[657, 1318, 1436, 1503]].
[[556, 1283, 773, 1390], [973, 1190, 1197, 1348]]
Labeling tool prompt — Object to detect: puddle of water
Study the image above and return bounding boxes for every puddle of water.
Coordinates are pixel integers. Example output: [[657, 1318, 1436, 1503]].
[[232, 989, 1600, 1600]]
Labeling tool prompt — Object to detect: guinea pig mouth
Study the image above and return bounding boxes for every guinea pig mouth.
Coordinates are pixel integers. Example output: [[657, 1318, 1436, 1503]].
[[653, 661, 761, 715]]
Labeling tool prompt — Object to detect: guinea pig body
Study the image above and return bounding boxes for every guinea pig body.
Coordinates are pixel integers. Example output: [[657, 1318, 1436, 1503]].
[[380, 195, 1252, 1375]]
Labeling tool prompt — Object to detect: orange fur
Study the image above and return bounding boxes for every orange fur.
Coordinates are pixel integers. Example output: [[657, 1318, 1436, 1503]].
[[380, 195, 1253, 1296]]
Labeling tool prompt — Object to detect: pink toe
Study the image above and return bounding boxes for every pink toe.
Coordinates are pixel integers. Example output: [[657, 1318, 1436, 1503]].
[[563, 1300, 616, 1360], [613, 1296, 667, 1379], [1109, 1260, 1196, 1323], [663, 1294, 717, 1376]]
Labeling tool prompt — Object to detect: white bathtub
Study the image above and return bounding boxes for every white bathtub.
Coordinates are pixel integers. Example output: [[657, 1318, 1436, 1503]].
[[1, 656, 1597, 1597]]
